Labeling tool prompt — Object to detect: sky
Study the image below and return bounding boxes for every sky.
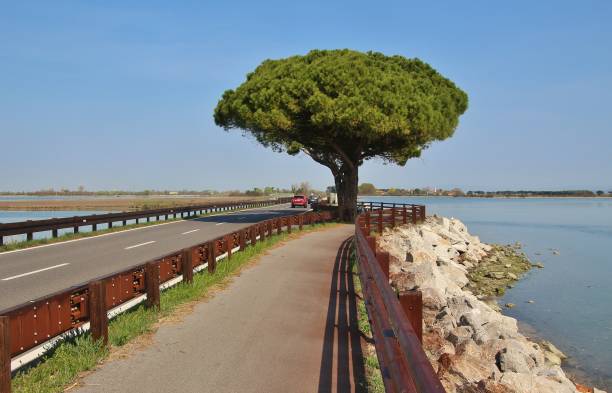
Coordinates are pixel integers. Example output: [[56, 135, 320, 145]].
[[1, 1, 611, 192]]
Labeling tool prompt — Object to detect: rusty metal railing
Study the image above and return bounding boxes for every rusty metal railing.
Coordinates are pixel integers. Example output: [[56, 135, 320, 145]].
[[0, 210, 334, 393], [355, 202, 445, 393], [0, 197, 292, 246]]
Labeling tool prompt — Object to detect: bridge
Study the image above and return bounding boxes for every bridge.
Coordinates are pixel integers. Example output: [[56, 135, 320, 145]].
[[0, 201, 443, 392]]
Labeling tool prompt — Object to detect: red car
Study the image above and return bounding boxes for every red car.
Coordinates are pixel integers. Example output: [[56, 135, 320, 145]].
[[291, 195, 308, 208]]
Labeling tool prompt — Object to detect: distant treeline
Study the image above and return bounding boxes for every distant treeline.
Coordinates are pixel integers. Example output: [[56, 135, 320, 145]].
[[0, 181, 329, 199], [0, 187, 293, 197], [357, 183, 612, 197], [466, 190, 611, 197]]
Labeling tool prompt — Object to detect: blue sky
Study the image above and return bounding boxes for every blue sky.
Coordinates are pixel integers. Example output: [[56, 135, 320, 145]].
[[1, 1, 611, 192]]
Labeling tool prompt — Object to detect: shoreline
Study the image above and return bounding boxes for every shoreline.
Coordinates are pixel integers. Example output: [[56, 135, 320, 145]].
[[359, 195, 612, 199], [377, 216, 607, 393]]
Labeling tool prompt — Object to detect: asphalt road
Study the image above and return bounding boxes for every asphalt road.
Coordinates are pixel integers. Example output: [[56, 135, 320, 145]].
[[0, 204, 307, 311], [74, 225, 360, 393]]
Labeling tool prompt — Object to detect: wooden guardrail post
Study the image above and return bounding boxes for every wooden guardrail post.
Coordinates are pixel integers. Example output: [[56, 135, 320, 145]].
[[287, 217, 292, 234], [391, 204, 396, 228], [366, 236, 376, 255], [365, 212, 371, 235], [376, 252, 390, 280], [208, 241, 217, 273], [88, 280, 108, 345], [402, 205, 407, 224], [182, 249, 193, 283], [277, 218, 282, 235], [398, 291, 423, 343], [377, 209, 383, 233], [145, 262, 160, 309], [0, 316, 10, 393], [225, 235, 233, 259], [299, 215, 303, 230], [239, 229, 246, 250], [250, 227, 257, 246], [267, 220, 273, 237]]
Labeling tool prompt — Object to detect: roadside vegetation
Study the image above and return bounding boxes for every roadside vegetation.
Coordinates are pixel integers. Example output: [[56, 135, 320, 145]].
[[10, 222, 336, 393], [0, 206, 247, 254], [349, 244, 384, 393]]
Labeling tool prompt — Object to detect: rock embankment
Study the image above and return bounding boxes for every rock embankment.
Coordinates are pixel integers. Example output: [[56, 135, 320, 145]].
[[377, 216, 605, 393]]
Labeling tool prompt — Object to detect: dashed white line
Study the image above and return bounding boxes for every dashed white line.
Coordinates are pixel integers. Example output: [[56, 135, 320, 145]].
[[181, 229, 200, 235], [124, 241, 156, 250], [215, 223, 225, 226], [2, 263, 70, 281]]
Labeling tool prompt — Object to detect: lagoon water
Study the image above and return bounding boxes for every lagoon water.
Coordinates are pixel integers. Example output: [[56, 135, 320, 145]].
[[0, 210, 110, 243], [361, 196, 612, 390]]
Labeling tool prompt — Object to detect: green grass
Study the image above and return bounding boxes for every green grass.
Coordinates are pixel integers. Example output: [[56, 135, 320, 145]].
[[0, 207, 246, 253], [349, 244, 385, 393], [11, 222, 335, 393]]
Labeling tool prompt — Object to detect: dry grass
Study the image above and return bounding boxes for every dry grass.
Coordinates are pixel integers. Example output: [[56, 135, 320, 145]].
[[0, 196, 271, 211]]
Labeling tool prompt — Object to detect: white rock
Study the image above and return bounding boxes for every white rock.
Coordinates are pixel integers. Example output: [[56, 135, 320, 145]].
[[379, 217, 580, 393]]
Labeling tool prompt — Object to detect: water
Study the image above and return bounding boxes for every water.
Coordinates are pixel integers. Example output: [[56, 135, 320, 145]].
[[360, 196, 612, 390], [0, 210, 112, 243]]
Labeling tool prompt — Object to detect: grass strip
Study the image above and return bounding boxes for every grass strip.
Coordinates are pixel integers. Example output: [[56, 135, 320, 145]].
[[11, 222, 335, 393], [349, 243, 385, 393], [0, 206, 256, 253]]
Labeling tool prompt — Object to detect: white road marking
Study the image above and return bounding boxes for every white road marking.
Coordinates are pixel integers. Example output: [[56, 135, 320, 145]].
[[124, 241, 156, 250], [181, 229, 200, 235], [0, 203, 290, 256], [215, 222, 225, 226], [2, 263, 70, 281]]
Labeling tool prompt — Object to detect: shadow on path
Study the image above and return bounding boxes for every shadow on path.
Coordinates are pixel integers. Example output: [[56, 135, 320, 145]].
[[318, 236, 367, 393]]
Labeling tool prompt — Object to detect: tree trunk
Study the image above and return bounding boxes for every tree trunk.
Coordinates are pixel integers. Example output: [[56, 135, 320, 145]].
[[333, 166, 358, 222]]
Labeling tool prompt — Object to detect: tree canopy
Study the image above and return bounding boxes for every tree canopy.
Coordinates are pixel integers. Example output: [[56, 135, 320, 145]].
[[358, 183, 377, 195], [214, 49, 468, 220]]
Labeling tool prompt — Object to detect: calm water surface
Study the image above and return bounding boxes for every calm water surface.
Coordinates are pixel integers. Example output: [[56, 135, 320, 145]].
[[361, 196, 612, 390], [0, 210, 111, 243]]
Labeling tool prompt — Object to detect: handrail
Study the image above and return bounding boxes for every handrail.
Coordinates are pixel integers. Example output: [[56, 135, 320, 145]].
[[0, 209, 335, 392], [354, 202, 445, 393], [0, 197, 292, 245]]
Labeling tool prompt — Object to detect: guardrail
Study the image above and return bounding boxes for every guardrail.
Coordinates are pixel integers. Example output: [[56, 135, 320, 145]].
[[0, 209, 334, 393], [355, 202, 445, 393], [0, 197, 292, 246]]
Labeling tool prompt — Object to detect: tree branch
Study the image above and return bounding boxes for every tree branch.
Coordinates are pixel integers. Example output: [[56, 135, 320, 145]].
[[329, 141, 356, 171]]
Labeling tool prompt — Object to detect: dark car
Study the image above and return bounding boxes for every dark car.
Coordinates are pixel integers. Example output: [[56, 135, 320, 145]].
[[308, 195, 319, 205], [291, 195, 308, 208]]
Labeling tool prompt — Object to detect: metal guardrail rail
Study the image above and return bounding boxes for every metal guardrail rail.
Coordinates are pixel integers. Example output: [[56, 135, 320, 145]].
[[0, 197, 292, 246], [355, 202, 445, 393], [0, 209, 334, 393]]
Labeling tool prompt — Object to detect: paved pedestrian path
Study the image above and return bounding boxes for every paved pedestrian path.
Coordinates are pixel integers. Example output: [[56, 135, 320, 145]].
[[74, 224, 366, 393]]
